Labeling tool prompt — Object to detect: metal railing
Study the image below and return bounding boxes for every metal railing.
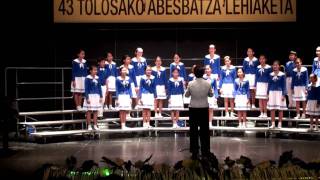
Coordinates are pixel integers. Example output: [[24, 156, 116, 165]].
[[4, 67, 73, 111]]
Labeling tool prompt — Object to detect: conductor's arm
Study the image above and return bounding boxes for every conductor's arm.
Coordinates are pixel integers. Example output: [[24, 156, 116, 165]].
[[208, 86, 213, 97], [185, 84, 191, 98]]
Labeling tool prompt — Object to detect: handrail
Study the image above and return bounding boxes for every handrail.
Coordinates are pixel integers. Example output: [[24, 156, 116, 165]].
[[5, 67, 72, 70], [29, 127, 320, 137], [17, 117, 311, 126], [16, 97, 73, 101], [19, 110, 78, 116], [17, 82, 64, 85], [18, 107, 304, 116]]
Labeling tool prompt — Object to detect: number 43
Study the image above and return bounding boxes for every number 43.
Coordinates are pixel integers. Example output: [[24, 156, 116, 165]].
[[59, 0, 74, 15]]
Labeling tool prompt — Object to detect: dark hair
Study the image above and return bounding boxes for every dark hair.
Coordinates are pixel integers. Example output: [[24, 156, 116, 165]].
[[194, 65, 204, 78], [89, 64, 97, 71], [171, 68, 180, 73], [155, 56, 161, 61], [174, 53, 181, 58], [310, 73, 318, 81], [145, 65, 152, 71], [259, 54, 267, 59], [122, 55, 130, 63], [77, 49, 85, 55], [98, 57, 105, 62], [273, 60, 280, 65], [247, 48, 254, 52], [119, 66, 127, 73]]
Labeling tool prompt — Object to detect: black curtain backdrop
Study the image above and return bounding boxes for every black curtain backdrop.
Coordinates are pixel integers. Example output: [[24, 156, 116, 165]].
[[3, 0, 319, 68]]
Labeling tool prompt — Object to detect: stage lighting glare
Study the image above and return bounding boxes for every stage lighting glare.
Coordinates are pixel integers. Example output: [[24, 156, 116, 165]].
[[245, 131, 256, 134], [102, 168, 111, 177], [231, 138, 248, 142]]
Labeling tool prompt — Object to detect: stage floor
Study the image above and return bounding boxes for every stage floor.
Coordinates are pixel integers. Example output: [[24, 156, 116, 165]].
[[1, 136, 320, 177]]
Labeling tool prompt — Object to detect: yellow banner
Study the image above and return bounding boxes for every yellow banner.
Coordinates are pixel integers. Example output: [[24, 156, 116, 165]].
[[54, 0, 296, 23]]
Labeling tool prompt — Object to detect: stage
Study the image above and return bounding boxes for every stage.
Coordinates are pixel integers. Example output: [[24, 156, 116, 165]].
[[1, 136, 320, 177]]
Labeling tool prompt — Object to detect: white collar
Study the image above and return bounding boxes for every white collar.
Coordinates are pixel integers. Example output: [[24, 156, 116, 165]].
[[152, 66, 165, 71], [244, 57, 258, 62], [189, 73, 195, 77], [235, 78, 247, 83], [205, 54, 220, 60], [132, 57, 146, 62], [293, 67, 307, 72], [120, 64, 134, 69], [105, 61, 116, 65], [257, 64, 271, 69], [314, 57, 320, 61], [86, 75, 99, 79], [286, 60, 295, 65], [203, 74, 214, 79], [142, 75, 155, 80], [169, 77, 183, 82], [308, 83, 319, 88], [117, 76, 129, 81], [171, 62, 184, 66], [74, 58, 86, 63], [221, 65, 235, 70], [270, 71, 285, 76]]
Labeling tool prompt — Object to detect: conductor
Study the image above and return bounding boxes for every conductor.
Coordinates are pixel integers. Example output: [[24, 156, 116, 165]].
[[185, 65, 213, 159]]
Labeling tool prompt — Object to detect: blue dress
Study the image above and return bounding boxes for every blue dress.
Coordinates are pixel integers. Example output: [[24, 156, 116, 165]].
[[83, 75, 102, 111], [242, 57, 259, 89], [152, 66, 167, 99], [234, 78, 250, 110], [312, 57, 320, 86], [71, 59, 88, 93], [167, 77, 184, 110]]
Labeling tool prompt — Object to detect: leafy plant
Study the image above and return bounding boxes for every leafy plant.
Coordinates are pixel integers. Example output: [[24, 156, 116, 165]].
[[39, 151, 320, 180]]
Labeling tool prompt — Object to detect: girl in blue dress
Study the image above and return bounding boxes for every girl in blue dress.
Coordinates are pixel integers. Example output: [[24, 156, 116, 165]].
[[267, 61, 287, 129], [306, 74, 320, 131], [152, 56, 167, 118], [292, 58, 308, 119], [168, 68, 184, 128], [116, 67, 133, 129], [97, 57, 108, 118], [255, 55, 272, 118], [83, 65, 103, 130], [105, 52, 118, 110], [203, 65, 219, 126], [312, 47, 320, 86], [242, 48, 259, 108], [219, 56, 236, 117], [234, 68, 250, 128], [71, 49, 88, 111], [139, 66, 156, 128]]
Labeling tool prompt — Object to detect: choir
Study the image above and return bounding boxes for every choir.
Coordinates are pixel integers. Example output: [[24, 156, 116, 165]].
[[71, 45, 320, 131]]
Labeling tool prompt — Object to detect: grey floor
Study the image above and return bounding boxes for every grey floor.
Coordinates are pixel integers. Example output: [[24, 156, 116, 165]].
[[1, 136, 320, 177]]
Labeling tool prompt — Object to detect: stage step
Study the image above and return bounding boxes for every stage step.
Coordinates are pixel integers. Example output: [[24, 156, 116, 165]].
[[29, 127, 320, 137], [18, 117, 310, 126], [19, 107, 302, 116]]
